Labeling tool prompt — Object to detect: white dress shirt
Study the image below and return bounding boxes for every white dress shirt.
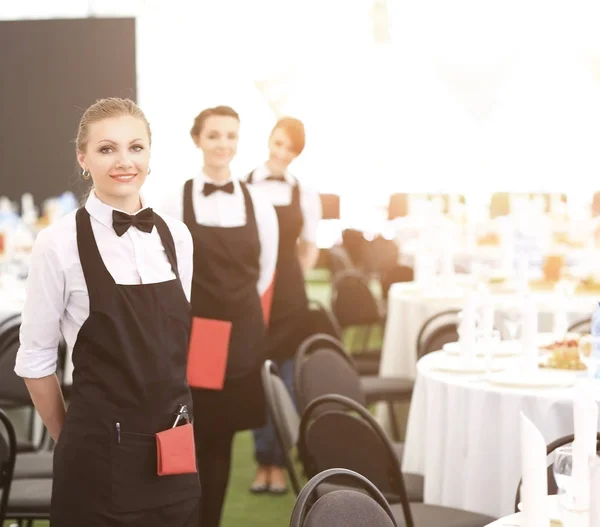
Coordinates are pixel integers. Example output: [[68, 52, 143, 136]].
[[160, 171, 279, 296], [247, 164, 322, 243], [15, 191, 194, 380]]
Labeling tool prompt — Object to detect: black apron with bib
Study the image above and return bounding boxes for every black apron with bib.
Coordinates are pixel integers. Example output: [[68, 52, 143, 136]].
[[247, 172, 310, 362], [183, 180, 267, 433], [50, 208, 201, 526]]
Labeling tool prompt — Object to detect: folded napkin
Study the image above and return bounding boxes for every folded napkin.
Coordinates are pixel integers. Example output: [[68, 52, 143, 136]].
[[440, 250, 454, 281], [521, 294, 539, 373], [590, 456, 600, 526], [459, 293, 477, 363], [572, 384, 598, 510], [520, 412, 549, 527], [479, 287, 495, 342]]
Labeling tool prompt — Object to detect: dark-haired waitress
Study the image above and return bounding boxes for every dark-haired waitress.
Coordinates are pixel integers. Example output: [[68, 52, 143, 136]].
[[161, 105, 278, 527]]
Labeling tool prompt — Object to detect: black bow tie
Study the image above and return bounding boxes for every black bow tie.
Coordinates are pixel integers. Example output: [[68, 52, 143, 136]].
[[266, 175, 286, 183], [112, 208, 155, 237], [203, 181, 235, 196]]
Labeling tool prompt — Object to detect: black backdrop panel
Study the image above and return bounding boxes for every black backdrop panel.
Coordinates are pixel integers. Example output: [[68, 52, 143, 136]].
[[0, 18, 136, 205]]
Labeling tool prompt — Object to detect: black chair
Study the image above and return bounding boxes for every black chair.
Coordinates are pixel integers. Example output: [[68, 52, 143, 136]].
[[306, 300, 342, 340], [262, 360, 303, 496], [380, 265, 413, 302], [568, 318, 591, 334], [290, 468, 398, 527], [415, 309, 461, 359], [514, 433, 600, 512], [0, 408, 17, 523], [0, 408, 52, 524], [328, 245, 355, 279], [294, 335, 421, 502], [330, 270, 385, 373], [295, 334, 414, 435], [299, 394, 495, 527], [0, 317, 51, 455]]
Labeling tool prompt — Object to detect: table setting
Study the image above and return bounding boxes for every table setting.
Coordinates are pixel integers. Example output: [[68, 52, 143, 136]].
[[400, 285, 600, 518]]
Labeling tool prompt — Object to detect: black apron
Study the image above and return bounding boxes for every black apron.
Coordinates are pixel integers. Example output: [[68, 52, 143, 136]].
[[50, 208, 201, 526], [247, 171, 310, 362], [183, 179, 267, 433]]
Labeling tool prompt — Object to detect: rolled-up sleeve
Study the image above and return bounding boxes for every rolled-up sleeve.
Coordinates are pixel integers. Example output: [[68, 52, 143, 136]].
[[15, 229, 66, 378]]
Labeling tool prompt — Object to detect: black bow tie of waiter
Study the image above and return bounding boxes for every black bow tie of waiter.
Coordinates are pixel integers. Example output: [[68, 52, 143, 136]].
[[202, 181, 235, 196], [112, 208, 155, 237]]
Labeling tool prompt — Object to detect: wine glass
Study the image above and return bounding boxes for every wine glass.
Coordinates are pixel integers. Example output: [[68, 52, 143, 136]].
[[578, 335, 600, 380], [502, 306, 521, 341], [553, 445, 573, 496]]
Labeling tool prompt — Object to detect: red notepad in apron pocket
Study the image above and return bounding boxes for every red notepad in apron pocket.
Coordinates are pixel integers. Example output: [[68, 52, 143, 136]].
[[261, 273, 275, 327], [156, 423, 197, 476], [187, 317, 232, 390]]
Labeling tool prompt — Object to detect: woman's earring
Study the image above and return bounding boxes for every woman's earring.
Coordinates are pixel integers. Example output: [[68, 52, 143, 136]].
[[82, 168, 91, 180], [148, 168, 152, 175]]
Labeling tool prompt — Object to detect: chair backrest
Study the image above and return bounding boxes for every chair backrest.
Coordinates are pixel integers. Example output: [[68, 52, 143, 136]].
[[0, 408, 17, 523], [328, 245, 354, 278], [514, 433, 600, 511], [294, 334, 366, 413], [262, 360, 302, 495], [306, 300, 342, 340], [290, 468, 397, 527], [331, 270, 382, 328], [0, 317, 31, 407], [416, 309, 460, 359], [298, 395, 413, 527], [419, 323, 459, 359], [568, 318, 591, 335], [380, 265, 413, 300]]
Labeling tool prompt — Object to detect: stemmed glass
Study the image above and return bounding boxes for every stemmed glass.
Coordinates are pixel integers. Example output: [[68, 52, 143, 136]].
[[503, 306, 521, 341]]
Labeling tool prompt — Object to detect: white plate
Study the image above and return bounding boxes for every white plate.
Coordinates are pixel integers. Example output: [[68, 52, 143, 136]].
[[488, 370, 576, 388], [431, 357, 506, 374], [442, 341, 520, 357], [517, 495, 568, 524]]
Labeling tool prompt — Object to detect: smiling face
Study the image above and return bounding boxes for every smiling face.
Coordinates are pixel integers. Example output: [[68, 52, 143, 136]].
[[267, 126, 298, 174], [195, 115, 240, 170], [77, 115, 150, 210]]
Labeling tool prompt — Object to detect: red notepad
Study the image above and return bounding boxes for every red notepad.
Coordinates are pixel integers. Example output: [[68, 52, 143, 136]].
[[156, 423, 197, 476], [187, 317, 232, 390], [261, 275, 275, 327]]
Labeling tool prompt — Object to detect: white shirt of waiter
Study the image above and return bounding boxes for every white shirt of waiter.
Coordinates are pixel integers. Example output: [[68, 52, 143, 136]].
[[247, 164, 322, 244], [15, 191, 194, 381], [160, 170, 279, 296]]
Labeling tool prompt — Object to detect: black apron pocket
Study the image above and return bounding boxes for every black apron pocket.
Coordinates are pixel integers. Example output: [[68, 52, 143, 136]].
[[110, 428, 200, 513]]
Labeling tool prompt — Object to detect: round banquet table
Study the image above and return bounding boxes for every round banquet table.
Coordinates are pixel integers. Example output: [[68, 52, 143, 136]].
[[380, 280, 597, 381], [402, 351, 600, 519]]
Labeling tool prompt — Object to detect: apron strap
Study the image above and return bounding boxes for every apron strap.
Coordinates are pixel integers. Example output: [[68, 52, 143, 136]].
[[239, 181, 258, 232], [75, 207, 115, 303], [182, 179, 195, 227], [153, 212, 181, 281]]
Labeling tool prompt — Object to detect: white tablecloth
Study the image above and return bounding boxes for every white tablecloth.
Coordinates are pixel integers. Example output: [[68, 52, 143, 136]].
[[402, 352, 600, 518], [380, 281, 597, 380]]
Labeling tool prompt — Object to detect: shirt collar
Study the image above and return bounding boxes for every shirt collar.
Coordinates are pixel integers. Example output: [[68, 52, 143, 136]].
[[85, 190, 149, 230], [252, 164, 293, 185]]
